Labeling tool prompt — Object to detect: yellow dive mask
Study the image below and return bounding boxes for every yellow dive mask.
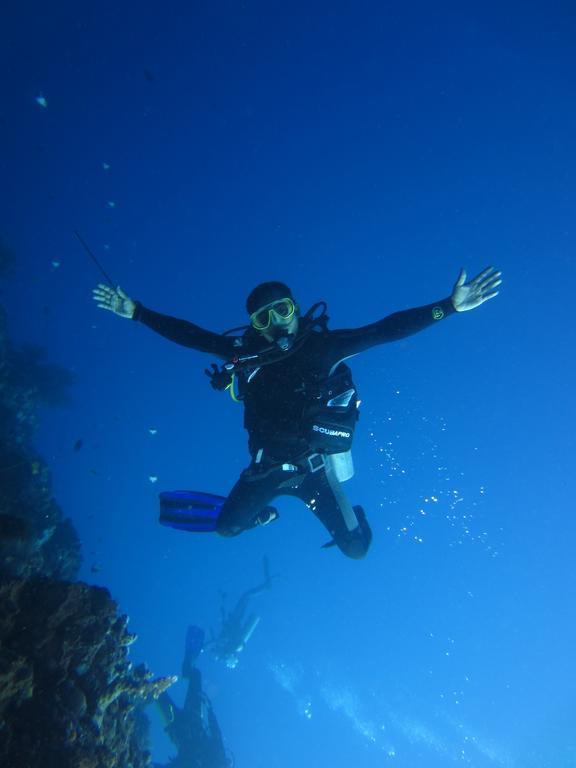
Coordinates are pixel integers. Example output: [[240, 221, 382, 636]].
[[250, 297, 296, 331]]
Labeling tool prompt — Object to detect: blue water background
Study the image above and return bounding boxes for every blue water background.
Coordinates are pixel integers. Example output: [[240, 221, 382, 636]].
[[2, 2, 575, 766]]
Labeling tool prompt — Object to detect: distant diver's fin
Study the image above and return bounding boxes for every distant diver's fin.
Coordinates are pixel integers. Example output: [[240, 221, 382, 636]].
[[185, 625, 205, 662], [263, 555, 270, 583], [159, 490, 226, 533], [262, 554, 280, 587], [182, 625, 205, 677]]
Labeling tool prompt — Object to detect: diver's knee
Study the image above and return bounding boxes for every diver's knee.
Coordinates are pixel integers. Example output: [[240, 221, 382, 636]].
[[338, 536, 371, 560], [338, 508, 372, 559], [215, 518, 241, 537]]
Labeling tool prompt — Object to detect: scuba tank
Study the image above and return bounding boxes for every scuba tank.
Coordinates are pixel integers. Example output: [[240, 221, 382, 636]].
[[326, 451, 355, 483]]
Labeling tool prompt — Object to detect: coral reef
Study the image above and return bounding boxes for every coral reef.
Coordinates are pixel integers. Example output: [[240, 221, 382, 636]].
[[0, 578, 176, 767], [0, 303, 177, 765], [10, 343, 75, 408]]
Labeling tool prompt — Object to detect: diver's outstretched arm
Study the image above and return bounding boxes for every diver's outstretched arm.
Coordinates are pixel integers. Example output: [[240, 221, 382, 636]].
[[232, 579, 271, 618], [232, 557, 275, 618], [93, 284, 238, 357], [93, 284, 136, 319], [328, 265, 502, 362], [242, 556, 275, 599], [451, 266, 502, 312]]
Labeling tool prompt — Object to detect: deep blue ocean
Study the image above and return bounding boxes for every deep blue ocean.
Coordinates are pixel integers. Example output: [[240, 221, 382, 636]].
[[2, 2, 575, 766]]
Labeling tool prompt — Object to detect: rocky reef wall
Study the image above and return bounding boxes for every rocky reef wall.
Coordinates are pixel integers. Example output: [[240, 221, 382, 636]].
[[0, 304, 175, 766], [0, 579, 174, 768]]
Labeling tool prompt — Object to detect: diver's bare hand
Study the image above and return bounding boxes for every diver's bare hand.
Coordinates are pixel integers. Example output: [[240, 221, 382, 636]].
[[451, 267, 502, 312], [92, 284, 136, 319]]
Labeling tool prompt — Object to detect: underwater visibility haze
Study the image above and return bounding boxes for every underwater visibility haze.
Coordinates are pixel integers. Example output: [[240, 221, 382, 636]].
[[1, 1, 575, 766]]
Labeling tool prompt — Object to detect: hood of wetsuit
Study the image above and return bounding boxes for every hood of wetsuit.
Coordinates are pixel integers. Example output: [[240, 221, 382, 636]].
[[246, 281, 294, 315]]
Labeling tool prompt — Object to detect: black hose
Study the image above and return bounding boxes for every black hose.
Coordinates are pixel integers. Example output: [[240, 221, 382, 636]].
[[74, 230, 116, 288]]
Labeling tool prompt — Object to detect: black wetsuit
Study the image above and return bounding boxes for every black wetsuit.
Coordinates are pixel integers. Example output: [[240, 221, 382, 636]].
[[134, 297, 455, 558], [157, 667, 230, 768]]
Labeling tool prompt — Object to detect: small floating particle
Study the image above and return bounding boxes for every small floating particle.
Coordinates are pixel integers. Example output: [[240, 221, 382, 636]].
[[102, 162, 111, 170], [149, 475, 158, 483], [51, 260, 61, 268], [35, 95, 48, 108], [107, 201, 116, 208], [148, 428, 158, 435]]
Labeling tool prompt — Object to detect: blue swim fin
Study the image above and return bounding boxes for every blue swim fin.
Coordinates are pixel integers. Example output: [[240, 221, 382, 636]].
[[159, 490, 226, 533]]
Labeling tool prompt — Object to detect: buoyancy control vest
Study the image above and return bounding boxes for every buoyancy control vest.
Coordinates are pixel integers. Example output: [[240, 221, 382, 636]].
[[235, 360, 360, 456], [206, 303, 360, 456], [297, 364, 359, 454]]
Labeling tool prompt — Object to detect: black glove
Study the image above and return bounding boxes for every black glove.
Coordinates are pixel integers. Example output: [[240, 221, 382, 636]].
[[205, 363, 233, 391]]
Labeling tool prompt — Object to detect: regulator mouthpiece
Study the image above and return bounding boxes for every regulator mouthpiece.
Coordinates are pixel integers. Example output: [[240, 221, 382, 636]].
[[276, 334, 293, 351]]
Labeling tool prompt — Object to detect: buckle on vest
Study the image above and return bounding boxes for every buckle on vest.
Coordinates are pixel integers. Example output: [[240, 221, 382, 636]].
[[306, 453, 326, 473]]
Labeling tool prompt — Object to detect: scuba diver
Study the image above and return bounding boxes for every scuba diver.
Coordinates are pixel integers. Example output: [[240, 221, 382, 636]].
[[156, 625, 233, 768], [93, 266, 501, 559], [207, 556, 273, 669]]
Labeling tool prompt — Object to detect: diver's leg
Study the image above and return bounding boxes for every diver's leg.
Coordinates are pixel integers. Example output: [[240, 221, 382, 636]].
[[216, 464, 284, 537], [296, 461, 372, 559], [182, 667, 203, 723]]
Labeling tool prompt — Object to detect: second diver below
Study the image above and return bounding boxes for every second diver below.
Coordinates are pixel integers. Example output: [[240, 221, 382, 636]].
[[93, 267, 501, 559], [207, 557, 273, 670], [156, 625, 232, 768]]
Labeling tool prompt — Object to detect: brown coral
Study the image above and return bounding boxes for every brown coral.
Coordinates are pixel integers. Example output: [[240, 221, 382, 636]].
[[0, 579, 175, 768]]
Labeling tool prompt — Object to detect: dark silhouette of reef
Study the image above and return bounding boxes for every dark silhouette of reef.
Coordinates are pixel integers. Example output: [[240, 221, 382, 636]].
[[10, 343, 75, 408], [0, 304, 176, 767], [0, 306, 79, 580], [0, 579, 174, 767]]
